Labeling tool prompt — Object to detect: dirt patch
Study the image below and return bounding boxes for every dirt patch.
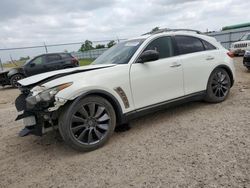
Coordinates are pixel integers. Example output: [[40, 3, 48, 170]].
[[0, 57, 249, 187]]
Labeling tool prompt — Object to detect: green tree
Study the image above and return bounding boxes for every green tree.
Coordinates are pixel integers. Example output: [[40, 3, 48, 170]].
[[107, 40, 116, 48], [19, 56, 30, 61], [95, 44, 105, 49], [79, 40, 94, 52]]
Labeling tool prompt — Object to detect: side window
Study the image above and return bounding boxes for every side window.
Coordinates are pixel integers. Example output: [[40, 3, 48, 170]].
[[202, 40, 216, 50], [175, 36, 205, 55], [31, 56, 43, 65], [60, 53, 71, 59], [46, 54, 61, 63], [144, 37, 174, 59]]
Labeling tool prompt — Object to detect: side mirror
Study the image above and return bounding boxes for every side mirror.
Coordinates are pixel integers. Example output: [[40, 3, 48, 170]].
[[137, 50, 159, 63], [29, 62, 35, 67]]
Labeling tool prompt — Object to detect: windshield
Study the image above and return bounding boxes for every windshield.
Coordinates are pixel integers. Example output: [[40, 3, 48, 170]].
[[92, 39, 145, 65], [240, 33, 250, 41]]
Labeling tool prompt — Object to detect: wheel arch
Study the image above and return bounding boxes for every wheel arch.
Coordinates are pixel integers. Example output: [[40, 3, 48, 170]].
[[69, 90, 126, 125], [7, 69, 25, 78], [212, 65, 234, 87]]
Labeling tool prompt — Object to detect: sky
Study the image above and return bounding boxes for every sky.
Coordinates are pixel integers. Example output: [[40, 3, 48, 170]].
[[0, 0, 250, 62]]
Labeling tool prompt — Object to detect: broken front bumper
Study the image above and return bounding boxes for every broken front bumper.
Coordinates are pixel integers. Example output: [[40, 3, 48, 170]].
[[15, 93, 58, 137]]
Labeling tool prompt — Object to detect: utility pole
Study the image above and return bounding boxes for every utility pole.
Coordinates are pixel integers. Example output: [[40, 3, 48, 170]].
[[9, 54, 17, 66], [0, 58, 3, 72], [44, 42, 48, 53]]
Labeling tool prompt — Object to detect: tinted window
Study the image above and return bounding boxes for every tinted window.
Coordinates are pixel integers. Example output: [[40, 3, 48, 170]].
[[144, 37, 174, 59], [175, 36, 205, 55], [202, 40, 216, 50], [31, 56, 43, 65], [47, 54, 61, 63], [60, 53, 72, 59]]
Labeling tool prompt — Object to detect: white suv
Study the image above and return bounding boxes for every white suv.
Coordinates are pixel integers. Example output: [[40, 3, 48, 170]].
[[15, 30, 235, 151], [230, 33, 250, 56]]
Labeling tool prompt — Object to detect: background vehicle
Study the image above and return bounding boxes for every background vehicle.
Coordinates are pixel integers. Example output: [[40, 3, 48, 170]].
[[15, 29, 235, 151], [230, 33, 250, 56], [0, 53, 79, 87], [243, 51, 250, 70]]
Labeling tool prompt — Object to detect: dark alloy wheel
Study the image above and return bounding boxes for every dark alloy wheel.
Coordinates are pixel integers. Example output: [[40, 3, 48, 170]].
[[59, 96, 116, 152], [205, 68, 231, 103], [10, 74, 24, 88]]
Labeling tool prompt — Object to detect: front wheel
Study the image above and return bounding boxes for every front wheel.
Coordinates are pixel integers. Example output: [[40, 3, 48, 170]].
[[59, 95, 116, 152], [205, 68, 231, 103], [10, 74, 25, 88]]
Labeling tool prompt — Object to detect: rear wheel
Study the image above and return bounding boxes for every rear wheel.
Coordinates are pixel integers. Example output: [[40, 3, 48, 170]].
[[10, 74, 24, 88], [59, 95, 116, 152], [205, 68, 231, 103]]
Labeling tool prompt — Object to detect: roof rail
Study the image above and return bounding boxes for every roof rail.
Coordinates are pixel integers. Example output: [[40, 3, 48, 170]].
[[143, 28, 203, 35]]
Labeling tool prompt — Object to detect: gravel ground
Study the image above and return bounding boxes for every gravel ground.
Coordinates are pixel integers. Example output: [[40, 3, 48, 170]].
[[0, 58, 249, 188]]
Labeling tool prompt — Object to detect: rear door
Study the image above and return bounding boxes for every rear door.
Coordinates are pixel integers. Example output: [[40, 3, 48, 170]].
[[174, 35, 217, 95], [130, 36, 184, 109], [44, 54, 62, 72]]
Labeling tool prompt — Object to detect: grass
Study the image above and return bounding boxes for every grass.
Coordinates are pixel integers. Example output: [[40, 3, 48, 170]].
[[79, 59, 93, 66], [2, 59, 94, 68], [2, 60, 26, 68]]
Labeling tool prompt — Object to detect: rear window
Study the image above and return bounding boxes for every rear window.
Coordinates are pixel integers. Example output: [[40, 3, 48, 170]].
[[175, 36, 205, 55], [47, 54, 61, 63]]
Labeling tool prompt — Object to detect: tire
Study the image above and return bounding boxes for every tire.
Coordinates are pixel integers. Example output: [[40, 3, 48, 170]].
[[205, 68, 231, 103], [10, 74, 25, 88], [59, 95, 116, 152]]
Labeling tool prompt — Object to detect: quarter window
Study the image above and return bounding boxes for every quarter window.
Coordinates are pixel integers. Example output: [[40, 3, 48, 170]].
[[144, 37, 174, 59], [202, 40, 216, 50], [175, 36, 205, 55]]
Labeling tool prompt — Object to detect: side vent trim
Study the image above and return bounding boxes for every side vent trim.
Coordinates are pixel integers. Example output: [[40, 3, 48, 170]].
[[114, 87, 130, 108]]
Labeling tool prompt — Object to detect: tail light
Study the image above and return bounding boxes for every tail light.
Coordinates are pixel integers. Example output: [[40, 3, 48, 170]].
[[227, 51, 234, 58], [71, 57, 79, 66]]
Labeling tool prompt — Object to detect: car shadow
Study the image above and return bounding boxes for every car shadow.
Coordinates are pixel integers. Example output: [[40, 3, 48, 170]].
[[15, 101, 212, 155]]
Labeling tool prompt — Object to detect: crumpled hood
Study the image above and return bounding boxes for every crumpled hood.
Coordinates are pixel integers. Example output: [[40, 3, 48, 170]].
[[18, 64, 115, 86]]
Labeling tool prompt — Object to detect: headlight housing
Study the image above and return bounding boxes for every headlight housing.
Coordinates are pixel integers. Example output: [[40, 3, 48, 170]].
[[245, 50, 250, 56], [26, 82, 72, 105]]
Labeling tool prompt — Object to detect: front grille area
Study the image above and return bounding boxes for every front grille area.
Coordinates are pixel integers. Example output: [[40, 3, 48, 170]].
[[234, 43, 247, 48]]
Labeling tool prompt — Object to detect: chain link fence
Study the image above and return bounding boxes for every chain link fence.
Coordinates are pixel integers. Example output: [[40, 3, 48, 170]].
[[0, 38, 126, 67], [71, 48, 108, 60], [0, 58, 3, 71]]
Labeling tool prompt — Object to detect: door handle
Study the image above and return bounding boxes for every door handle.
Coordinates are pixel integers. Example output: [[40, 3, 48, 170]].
[[170, 62, 181, 68], [206, 56, 215, 60]]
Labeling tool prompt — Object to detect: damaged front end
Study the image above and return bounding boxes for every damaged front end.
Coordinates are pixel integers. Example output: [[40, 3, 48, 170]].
[[15, 83, 72, 137]]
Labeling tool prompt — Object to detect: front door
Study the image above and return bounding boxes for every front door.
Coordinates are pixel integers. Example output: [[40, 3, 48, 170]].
[[130, 36, 184, 109], [24, 55, 45, 76]]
